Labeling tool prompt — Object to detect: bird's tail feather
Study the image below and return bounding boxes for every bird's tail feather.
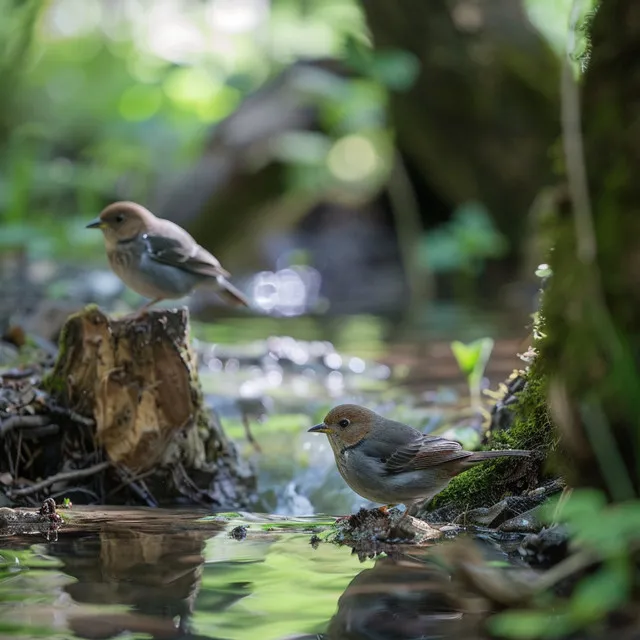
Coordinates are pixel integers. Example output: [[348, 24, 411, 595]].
[[215, 277, 250, 307], [465, 449, 530, 465]]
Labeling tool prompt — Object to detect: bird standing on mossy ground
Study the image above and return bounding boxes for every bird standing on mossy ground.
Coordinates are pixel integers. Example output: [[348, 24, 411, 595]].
[[309, 404, 530, 520], [86, 201, 249, 314]]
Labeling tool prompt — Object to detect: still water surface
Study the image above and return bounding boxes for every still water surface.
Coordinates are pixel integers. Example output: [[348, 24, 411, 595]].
[[0, 306, 531, 639], [0, 507, 524, 640]]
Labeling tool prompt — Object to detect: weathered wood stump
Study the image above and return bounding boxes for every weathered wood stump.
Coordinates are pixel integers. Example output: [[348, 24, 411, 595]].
[[43, 305, 254, 506]]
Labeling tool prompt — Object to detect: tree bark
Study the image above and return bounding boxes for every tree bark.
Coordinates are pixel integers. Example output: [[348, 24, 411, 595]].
[[360, 0, 560, 244], [44, 306, 254, 506], [538, 0, 640, 498]]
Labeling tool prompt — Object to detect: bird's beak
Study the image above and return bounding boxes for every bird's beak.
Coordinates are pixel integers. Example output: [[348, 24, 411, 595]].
[[308, 423, 330, 433], [86, 217, 104, 229]]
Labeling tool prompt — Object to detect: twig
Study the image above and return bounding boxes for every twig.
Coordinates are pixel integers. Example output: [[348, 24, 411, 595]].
[[20, 424, 60, 439], [107, 467, 155, 498], [112, 465, 158, 507], [241, 414, 262, 453], [532, 548, 598, 594], [46, 404, 95, 427], [128, 477, 158, 508], [48, 487, 100, 503], [3, 433, 15, 476], [0, 368, 36, 380], [21, 441, 36, 471], [8, 461, 110, 498], [0, 415, 49, 437], [14, 430, 22, 479]]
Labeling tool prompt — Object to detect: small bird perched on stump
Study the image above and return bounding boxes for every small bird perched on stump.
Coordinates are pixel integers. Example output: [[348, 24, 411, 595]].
[[309, 404, 530, 521], [86, 201, 249, 314]]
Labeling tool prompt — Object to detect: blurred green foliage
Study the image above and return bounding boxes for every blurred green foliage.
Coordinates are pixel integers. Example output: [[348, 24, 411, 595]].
[[490, 489, 640, 639], [420, 202, 509, 304], [421, 202, 509, 276], [524, 0, 598, 71], [0, 0, 401, 265]]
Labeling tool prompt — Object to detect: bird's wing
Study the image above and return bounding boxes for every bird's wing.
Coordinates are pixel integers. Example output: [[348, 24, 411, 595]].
[[144, 230, 230, 278], [383, 435, 473, 474]]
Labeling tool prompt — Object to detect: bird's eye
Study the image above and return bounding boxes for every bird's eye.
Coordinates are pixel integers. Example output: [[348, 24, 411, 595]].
[[115, 214, 124, 223], [338, 419, 350, 428]]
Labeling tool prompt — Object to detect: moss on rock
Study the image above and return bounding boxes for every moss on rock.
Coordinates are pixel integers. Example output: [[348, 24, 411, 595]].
[[426, 350, 558, 516]]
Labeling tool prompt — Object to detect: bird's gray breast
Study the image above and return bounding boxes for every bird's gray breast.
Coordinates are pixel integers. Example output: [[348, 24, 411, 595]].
[[108, 236, 200, 299], [336, 447, 398, 504]]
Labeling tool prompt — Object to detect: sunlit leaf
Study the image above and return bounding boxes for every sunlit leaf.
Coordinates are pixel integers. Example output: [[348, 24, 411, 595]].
[[523, 0, 574, 56], [450, 338, 493, 378]]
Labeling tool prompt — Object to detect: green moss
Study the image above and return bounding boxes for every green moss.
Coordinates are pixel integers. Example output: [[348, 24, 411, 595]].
[[428, 353, 558, 513], [41, 304, 103, 395]]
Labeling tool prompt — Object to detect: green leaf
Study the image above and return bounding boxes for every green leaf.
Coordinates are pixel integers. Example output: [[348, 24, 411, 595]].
[[370, 49, 420, 91], [523, 0, 574, 56], [569, 563, 630, 623], [450, 338, 494, 379], [420, 201, 508, 274], [549, 488, 607, 529], [488, 610, 572, 639]]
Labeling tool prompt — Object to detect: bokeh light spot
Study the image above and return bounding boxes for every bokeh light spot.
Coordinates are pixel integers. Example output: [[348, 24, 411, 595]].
[[208, 0, 269, 34], [327, 134, 379, 182], [44, 0, 101, 38], [164, 68, 217, 105], [196, 86, 242, 122]]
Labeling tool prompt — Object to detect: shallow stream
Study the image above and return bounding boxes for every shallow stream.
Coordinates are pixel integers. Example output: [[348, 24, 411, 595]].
[[0, 307, 531, 640]]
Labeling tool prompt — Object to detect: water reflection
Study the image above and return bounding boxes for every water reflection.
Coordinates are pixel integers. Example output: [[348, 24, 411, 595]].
[[325, 555, 470, 640], [0, 510, 528, 640], [250, 266, 323, 316]]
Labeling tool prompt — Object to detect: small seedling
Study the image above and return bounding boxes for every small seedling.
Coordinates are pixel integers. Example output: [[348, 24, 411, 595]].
[[450, 337, 495, 410]]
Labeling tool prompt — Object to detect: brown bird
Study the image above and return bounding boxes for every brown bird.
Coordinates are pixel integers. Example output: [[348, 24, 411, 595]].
[[86, 201, 249, 313], [309, 404, 530, 518]]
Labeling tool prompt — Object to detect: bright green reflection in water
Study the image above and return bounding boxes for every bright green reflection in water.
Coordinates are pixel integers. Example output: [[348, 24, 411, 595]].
[[0, 510, 489, 640], [0, 547, 76, 638], [0, 513, 373, 640], [195, 517, 365, 639]]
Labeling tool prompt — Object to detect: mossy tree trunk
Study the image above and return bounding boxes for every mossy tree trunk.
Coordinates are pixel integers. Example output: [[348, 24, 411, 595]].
[[360, 0, 560, 247], [538, 0, 640, 499]]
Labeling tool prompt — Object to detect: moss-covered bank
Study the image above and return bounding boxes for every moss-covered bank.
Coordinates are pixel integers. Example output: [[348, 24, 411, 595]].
[[427, 354, 558, 517]]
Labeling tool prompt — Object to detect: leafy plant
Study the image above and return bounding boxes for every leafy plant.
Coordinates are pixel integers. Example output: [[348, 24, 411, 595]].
[[489, 489, 640, 639], [420, 201, 509, 275], [450, 337, 494, 410]]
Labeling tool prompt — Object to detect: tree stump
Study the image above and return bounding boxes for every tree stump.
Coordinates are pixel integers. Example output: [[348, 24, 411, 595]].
[[44, 305, 254, 506]]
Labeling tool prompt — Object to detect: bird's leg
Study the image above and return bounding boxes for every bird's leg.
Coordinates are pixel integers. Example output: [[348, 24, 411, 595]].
[[132, 298, 164, 319], [241, 414, 262, 453], [394, 502, 414, 527]]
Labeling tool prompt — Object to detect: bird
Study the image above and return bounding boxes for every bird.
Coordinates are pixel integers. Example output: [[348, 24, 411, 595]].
[[308, 404, 530, 522], [86, 201, 249, 314]]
